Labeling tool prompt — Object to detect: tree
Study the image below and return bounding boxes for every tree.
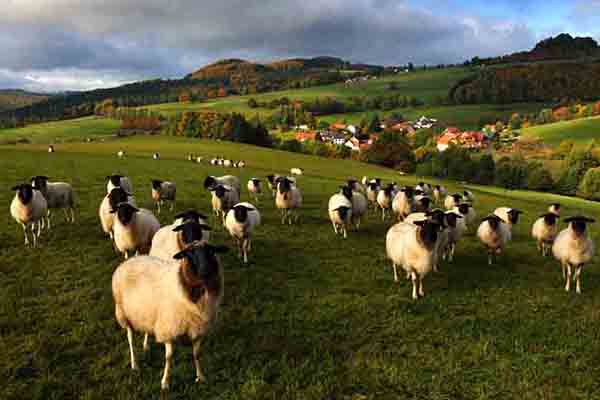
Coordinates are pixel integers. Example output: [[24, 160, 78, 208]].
[[248, 98, 258, 108], [474, 154, 495, 184], [367, 113, 382, 133], [527, 163, 554, 191], [578, 167, 600, 200]]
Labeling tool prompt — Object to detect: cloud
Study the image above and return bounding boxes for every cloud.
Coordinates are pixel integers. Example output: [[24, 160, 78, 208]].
[[0, 0, 538, 91]]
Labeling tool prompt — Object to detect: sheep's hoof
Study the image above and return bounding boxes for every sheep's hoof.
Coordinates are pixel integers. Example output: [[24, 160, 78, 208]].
[[195, 374, 206, 383]]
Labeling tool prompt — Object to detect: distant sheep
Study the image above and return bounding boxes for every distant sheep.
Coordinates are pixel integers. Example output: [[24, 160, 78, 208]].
[[452, 203, 476, 229], [210, 184, 240, 223], [117, 150, 125, 159], [111, 203, 160, 259], [532, 213, 559, 256], [204, 175, 241, 194], [552, 216, 595, 293], [548, 203, 561, 216], [432, 185, 447, 204], [290, 167, 304, 176], [153, 153, 160, 160], [48, 145, 55, 153], [266, 174, 280, 198], [112, 243, 227, 391], [151, 180, 176, 214], [463, 190, 475, 203], [477, 214, 511, 265], [225, 203, 261, 263], [10, 184, 48, 247], [150, 219, 211, 261], [366, 181, 380, 209]]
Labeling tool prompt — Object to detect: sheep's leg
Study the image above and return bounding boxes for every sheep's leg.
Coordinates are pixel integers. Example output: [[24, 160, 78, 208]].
[[21, 223, 30, 246], [36, 220, 42, 239], [143, 333, 150, 352], [192, 340, 206, 383], [243, 239, 249, 263], [47, 210, 52, 229], [31, 224, 38, 247], [124, 251, 129, 260], [561, 262, 567, 280], [342, 226, 347, 239], [381, 208, 386, 222], [170, 201, 174, 211], [332, 221, 338, 235], [160, 342, 174, 390], [280, 210, 286, 225], [575, 265, 583, 294], [565, 264, 572, 292], [127, 327, 138, 370], [411, 272, 419, 300], [418, 276, 425, 298], [392, 264, 399, 282], [487, 249, 493, 265]]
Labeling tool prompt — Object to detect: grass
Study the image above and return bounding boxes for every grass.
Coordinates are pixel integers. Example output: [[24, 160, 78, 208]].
[[521, 116, 600, 147], [3, 136, 600, 399], [0, 116, 120, 144]]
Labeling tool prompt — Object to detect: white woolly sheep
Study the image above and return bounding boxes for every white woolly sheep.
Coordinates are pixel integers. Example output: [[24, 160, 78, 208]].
[[403, 209, 450, 271], [117, 150, 125, 159], [153, 153, 160, 160], [350, 190, 368, 229], [415, 182, 432, 195], [225, 203, 261, 263], [477, 214, 512, 265], [266, 174, 280, 198], [386, 219, 442, 299], [413, 195, 432, 213], [366, 181, 381, 210], [463, 190, 475, 203], [377, 184, 396, 221], [290, 167, 304, 176], [204, 175, 241, 194], [151, 179, 176, 214], [531, 213, 559, 256], [237, 160, 246, 168], [10, 184, 48, 247], [150, 219, 211, 261], [210, 184, 240, 223], [444, 193, 463, 210], [432, 185, 447, 204], [31, 175, 76, 228], [452, 203, 477, 229], [328, 187, 353, 237], [48, 145, 55, 153], [112, 243, 227, 391], [275, 177, 302, 225], [223, 159, 232, 167], [247, 178, 262, 203], [111, 203, 160, 259], [106, 174, 133, 195], [391, 187, 414, 221], [552, 216, 595, 293], [99, 188, 137, 241], [494, 207, 523, 229]]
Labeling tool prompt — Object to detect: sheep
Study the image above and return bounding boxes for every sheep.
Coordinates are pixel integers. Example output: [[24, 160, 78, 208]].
[[275, 177, 302, 225], [117, 150, 125, 159], [112, 242, 227, 391], [290, 167, 304, 176], [413, 195, 432, 213], [223, 159, 232, 168], [415, 182, 432, 195], [225, 203, 261, 263], [452, 203, 477, 229], [366, 181, 381, 210], [403, 209, 449, 271], [151, 180, 176, 214], [203, 175, 241, 194], [361, 176, 369, 186], [210, 184, 240, 223], [350, 190, 368, 229], [31, 175, 76, 228], [10, 184, 48, 247], [150, 220, 212, 261], [532, 213, 559, 256], [494, 207, 523, 229], [153, 153, 160, 160], [106, 174, 133, 195], [328, 186, 353, 237], [187, 154, 195, 162], [347, 179, 366, 195], [386, 219, 442, 299], [552, 216, 595, 293], [477, 215, 511, 265], [432, 185, 447, 204], [99, 188, 137, 241], [173, 210, 209, 226], [238, 160, 246, 168], [266, 174, 280, 198], [443, 211, 464, 263], [444, 193, 463, 210], [247, 178, 262, 203], [377, 184, 396, 221], [391, 187, 414, 221], [48, 145, 55, 153], [111, 203, 160, 259], [463, 190, 475, 203], [196, 156, 203, 164], [549, 203, 561, 216]]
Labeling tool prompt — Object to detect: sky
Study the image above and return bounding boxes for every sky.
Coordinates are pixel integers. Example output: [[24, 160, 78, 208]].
[[0, 0, 599, 92]]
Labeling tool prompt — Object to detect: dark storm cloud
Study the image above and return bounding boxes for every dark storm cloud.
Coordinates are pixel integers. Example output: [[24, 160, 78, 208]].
[[0, 0, 537, 91]]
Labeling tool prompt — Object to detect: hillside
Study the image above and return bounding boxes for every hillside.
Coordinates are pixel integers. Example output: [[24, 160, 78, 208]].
[[0, 89, 48, 111], [3, 136, 600, 398], [521, 115, 600, 146]]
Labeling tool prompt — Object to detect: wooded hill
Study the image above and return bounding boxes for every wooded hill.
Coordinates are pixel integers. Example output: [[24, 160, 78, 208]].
[[0, 90, 48, 112]]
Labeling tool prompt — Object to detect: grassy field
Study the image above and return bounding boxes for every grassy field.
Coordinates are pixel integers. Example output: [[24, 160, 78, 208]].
[[3, 136, 600, 399], [0, 116, 120, 144], [521, 116, 600, 147]]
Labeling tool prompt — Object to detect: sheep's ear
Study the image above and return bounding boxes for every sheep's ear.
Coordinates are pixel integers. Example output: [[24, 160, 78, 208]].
[[585, 217, 596, 223], [173, 224, 185, 232], [173, 250, 188, 260]]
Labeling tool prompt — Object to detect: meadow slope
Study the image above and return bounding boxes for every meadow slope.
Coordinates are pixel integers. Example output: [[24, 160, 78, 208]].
[[521, 115, 600, 147], [2, 137, 600, 399]]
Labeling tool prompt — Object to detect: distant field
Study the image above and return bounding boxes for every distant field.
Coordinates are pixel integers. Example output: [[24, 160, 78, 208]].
[[0, 116, 120, 144], [521, 116, 600, 147]]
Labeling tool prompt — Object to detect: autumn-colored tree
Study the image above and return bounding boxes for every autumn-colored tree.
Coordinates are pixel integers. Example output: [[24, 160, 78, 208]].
[[217, 87, 227, 97], [178, 92, 191, 103]]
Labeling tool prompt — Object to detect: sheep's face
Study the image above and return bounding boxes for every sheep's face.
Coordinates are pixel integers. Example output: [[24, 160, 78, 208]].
[[542, 213, 559, 226], [213, 185, 230, 199], [174, 210, 207, 224], [565, 216, 595, 236], [507, 209, 523, 224], [368, 182, 378, 192], [457, 203, 470, 215], [414, 220, 441, 248], [30, 176, 49, 191], [419, 197, 431, 210], [151, 180, 163, 190], [426, 209, 446, 227], [233, 205, 252, 223], [173, 221, 211, 244], [113, 203, 139, 225], [340, 185, 353, 201], [12, 184, 34, 204], [107, 175, 123, 186], [445, 212, 462, 228], [435, 185, 441, 191], [451, 194, 463, 203], [414, 189, 424, 196], [174, 244, 228, 288], [335, 206, 351, 222], [251, 178, 261, 187], [266, 175, 276, 185], [278, 178, 292, 194], [203, 176, 217, 190], [402, 186, 414, 198], [464, 190, 470, 197], [383, 185, 395, 197], [108, 188, 129, 212], [483, 215, 503, 230]]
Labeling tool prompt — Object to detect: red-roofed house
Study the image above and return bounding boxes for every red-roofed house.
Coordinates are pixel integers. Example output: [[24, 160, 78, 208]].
[[295, 131, 317, 142], [330, 123, 347, 131]]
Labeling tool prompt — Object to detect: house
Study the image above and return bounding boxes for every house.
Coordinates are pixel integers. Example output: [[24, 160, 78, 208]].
[[436, 133, 456, 152], [329, 122, 347, 132], [391, 122, 416, 137], [296, 131, 317, 142], [344, 137, 361, 151], [320, 131, 347, 145], [293, 124, 309, 131], [413, 116, 438, 129], [346, 125, 357, 135], [436, 128, 487, 152]]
